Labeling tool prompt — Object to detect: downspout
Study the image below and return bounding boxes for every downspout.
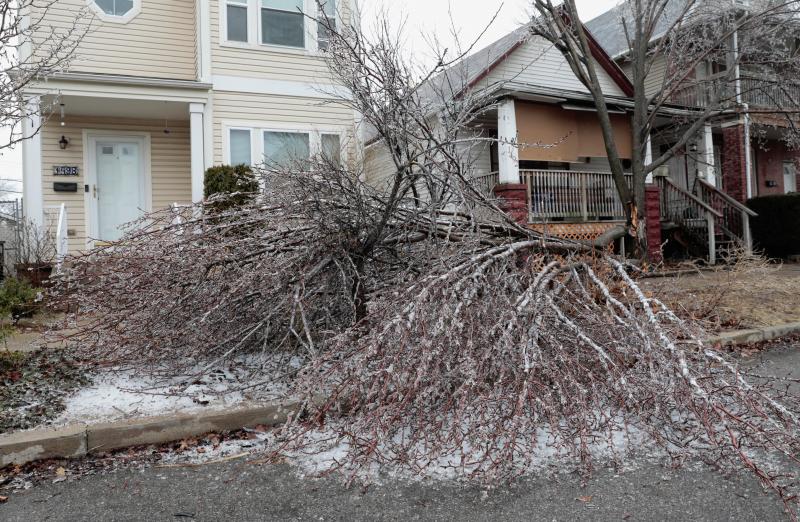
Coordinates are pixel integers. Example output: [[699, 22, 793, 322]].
[[733, 27, 754, 199]]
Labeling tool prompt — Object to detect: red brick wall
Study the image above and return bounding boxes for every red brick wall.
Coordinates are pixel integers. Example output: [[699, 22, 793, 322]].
[[644, 184, 662, 263], [493, 183, 529, 225], [722, 124, 748, 203], [754, 139, 800, 196]]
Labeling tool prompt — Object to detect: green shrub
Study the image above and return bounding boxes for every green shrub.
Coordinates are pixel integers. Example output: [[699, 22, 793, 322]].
[[203, 164, 260, 209], [0, 277, 40, 321], [747, 193, 800, 258]]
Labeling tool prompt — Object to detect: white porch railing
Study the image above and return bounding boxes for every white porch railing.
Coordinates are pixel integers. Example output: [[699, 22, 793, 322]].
[[55, 203, 68, 271], [473, 170, 632, 222]]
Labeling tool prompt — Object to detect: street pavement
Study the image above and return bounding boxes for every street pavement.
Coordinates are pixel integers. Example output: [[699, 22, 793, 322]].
[[0, 459, 787, 521]]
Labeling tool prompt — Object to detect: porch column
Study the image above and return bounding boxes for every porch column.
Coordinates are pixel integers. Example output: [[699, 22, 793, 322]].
[[644, 134, 653, 183], [190, 102, 206, 203], [22, 97, 43, 226], [700, 124, 716, 186], [493, 98, 527, 225], [497, 97, 519, 184], [722, 122, 748, 203]]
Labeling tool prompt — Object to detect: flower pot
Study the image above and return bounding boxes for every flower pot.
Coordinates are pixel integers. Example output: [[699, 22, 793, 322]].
[[15, 263, 53, 287]]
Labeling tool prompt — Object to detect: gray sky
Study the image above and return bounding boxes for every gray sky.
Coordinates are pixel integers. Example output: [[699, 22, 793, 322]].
[[0, 0, 618, 187]]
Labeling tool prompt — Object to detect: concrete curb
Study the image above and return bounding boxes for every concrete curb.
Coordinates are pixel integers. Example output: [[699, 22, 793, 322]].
[[1, 401, 299, 468], [706, 321, 800, 347]]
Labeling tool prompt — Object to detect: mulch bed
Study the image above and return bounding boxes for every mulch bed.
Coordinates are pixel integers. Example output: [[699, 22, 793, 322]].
[[0, 350, 89, 434]]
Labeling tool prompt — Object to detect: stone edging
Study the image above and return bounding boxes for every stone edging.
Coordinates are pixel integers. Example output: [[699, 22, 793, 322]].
[[0, 401, 299, 468], [705, 321, 800, 347]]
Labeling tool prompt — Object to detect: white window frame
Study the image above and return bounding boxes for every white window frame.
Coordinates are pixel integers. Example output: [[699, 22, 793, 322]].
[[223, 0, 250, 44], [86, 0, 142, 24], [220, 0, 337, 54], [223, 122, 347, 166]]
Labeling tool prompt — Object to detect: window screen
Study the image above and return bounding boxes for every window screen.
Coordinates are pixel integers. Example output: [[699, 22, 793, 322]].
[[229, 129, 252, 166], [263, 131, 310, 166], [317, 0, 336, 51], [226, 1, 249, 42], [261, 0, 305, 48]]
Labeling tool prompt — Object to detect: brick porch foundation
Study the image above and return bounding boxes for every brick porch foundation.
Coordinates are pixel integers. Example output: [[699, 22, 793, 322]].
[[722, 124, 748, 203], [644, 184, 663, 263], [493, 183, 528, 225]]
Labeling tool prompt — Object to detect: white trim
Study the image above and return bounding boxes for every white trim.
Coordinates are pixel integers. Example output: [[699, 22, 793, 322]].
[[212, 74, 346, 99], [190, 103, 206, 202], [86, 0, 142, 24], [22, 97, 43, 226], [198, 0, 213, 81], [82, 130, 152, 248]]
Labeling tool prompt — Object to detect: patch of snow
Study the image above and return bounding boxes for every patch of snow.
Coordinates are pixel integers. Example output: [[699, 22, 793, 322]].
[[51, 367, 288, 426]]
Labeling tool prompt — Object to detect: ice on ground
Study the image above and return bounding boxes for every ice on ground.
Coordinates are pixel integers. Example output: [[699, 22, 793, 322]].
[[52, 366, 289, 426]]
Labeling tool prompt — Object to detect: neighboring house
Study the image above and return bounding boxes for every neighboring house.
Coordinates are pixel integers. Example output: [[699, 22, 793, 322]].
[[586, 1, 800, 202], [22, 0, 358, 253], [366, 24, 638, 244]]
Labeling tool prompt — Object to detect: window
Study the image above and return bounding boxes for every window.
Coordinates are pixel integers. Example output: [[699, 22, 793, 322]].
[[317, 0, 336, 51], [321, 133, 341, 165], [226, 0, 249, 43], [229, 129, 252, 166], [261, 0, 305, 48], [263, 131, 310, 166], [783, 161, 797, 194], [94, 0, 133, 16], [88, 0, 140, 22]]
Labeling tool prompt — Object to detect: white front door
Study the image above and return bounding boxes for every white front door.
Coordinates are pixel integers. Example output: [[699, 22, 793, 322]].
[[86, 134, 149, 243], [783, 161, 797, 194]]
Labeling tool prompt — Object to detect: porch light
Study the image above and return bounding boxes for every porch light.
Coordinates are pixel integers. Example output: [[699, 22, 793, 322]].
[[59, 135, 69, 150]]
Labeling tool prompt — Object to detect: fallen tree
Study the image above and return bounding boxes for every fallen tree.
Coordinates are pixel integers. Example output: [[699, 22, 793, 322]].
[[48, 5, 800, 518]]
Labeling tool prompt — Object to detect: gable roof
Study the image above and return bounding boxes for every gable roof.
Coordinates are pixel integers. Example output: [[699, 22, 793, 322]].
[[585, 0, 691, 59], [425, 21, 634, 101]]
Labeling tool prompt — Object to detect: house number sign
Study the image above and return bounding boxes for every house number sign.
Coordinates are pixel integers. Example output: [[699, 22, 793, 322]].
[[53, 166, 80, 176]]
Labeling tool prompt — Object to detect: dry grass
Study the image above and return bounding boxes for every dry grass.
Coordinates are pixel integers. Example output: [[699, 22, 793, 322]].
[[642, 260, 800, 333]]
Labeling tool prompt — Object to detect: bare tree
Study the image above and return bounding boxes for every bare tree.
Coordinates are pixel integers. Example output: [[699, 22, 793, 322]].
[[47, 6, 800, 516], [531, 0, 800, 248], [1, 0, 88, 150]]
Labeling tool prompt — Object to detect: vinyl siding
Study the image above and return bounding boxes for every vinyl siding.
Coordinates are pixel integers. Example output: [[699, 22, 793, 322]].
[[622, 55, 668, 98], [209, 0, 350, 83], [485, 37, 627, 97], [41, 116, 191, 252], [212, 91, 355, 165], [35, 0, 198, 81]]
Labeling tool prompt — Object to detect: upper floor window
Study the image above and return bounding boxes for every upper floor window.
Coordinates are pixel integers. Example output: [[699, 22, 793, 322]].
[[226, 0, 249, 42], [317, 0, 336, 51], [88, 0, 141, 23], [261, 0, 305, 48]]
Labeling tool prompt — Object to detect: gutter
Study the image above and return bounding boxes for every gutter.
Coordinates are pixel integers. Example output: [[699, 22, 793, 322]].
[[41, 72, 213, 91]]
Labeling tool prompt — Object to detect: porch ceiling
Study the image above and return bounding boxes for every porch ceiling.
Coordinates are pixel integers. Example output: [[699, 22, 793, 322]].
[[41, 95, 191, 121]]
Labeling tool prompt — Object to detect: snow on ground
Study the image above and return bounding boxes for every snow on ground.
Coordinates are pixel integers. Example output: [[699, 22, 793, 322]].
[[52, 366, 289, 426]]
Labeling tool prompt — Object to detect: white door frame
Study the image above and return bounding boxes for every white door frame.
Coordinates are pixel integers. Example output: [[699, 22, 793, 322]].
[[82, 130, 152, 247]]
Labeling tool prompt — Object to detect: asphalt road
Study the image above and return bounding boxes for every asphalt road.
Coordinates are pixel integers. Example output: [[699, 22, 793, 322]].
[[0, 459, 788, 521], [2, 342, 799, 522]]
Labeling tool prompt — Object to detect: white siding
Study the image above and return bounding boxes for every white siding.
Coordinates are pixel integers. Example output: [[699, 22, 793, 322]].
[[485, 37, 627, 97], [35, 0, 198, 81], [623, 55, 668, 98]]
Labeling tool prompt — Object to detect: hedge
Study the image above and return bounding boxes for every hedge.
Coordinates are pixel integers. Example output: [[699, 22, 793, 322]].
[[747, 193, 800, 258], [203, 164, 259, 210]]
